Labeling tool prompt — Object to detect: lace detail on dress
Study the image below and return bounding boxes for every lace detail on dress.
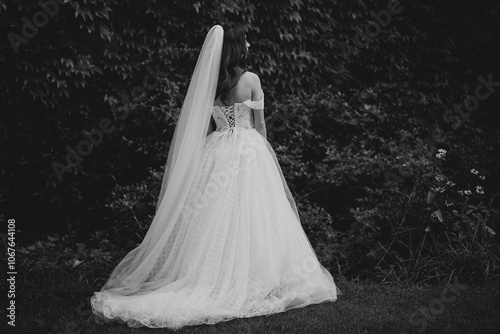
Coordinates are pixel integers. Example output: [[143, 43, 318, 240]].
[[242, 94, 264, 110], [211, 94, 263, 132], [235, 104, 253, 129], [212, 108, 229, 130], [220, 106, 236, 127], [212, 104, 254, 131]]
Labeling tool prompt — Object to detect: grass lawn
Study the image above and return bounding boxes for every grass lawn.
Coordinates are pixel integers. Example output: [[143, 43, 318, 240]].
[[5, 262, 500, 334]]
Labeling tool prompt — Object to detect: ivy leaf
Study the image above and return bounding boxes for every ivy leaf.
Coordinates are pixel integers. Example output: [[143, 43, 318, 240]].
[[433, 210, 443, 222]]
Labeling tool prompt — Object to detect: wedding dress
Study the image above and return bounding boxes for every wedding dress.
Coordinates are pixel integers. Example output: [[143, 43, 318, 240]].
[[91, 25, 339, 330], [91, 96, 339, 329]]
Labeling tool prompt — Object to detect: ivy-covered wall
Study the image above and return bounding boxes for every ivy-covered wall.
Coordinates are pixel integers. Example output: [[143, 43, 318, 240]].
[[1, 0, 499, 281]]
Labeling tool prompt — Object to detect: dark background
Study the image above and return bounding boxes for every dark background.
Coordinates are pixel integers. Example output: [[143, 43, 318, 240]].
[[1, 0, 499, 283]]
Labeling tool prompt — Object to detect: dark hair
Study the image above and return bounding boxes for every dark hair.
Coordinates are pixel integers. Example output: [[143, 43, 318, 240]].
[[216, 24, 248, 104]]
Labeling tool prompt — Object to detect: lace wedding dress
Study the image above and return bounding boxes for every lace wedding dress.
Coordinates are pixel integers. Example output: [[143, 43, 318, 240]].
[[91, 95, 339, 329]]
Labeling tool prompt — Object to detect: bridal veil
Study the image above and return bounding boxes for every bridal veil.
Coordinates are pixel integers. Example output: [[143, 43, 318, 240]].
[[99, 25, 223, 294]]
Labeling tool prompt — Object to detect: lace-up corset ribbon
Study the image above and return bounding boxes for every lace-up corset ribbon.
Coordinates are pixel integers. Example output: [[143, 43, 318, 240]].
[[212, 96, 264, 132]]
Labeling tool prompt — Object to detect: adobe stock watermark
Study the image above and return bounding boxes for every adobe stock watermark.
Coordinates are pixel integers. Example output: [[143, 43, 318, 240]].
[[383, 73, 499, 184], [7, 0, 69, 54], [442, 74, 499, 130], [51, 64, 168, 182], [400, 278, 467, 333], [340, 0, 403, 62]]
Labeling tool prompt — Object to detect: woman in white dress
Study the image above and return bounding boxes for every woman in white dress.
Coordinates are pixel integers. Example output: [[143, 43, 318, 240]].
[[91, 24, 339, 330]]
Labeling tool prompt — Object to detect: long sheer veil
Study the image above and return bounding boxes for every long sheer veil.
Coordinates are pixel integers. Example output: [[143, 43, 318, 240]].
[[98, 25, 223, 294]]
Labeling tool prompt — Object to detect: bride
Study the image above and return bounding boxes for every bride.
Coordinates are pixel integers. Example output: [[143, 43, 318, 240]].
[[91, 24, 339, 330]]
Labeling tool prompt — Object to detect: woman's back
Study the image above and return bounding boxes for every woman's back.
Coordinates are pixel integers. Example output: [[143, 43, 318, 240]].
[[215, 71, 262, 106]]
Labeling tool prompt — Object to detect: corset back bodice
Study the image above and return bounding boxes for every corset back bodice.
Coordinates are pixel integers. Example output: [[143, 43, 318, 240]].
[[211, 96, 264, 132]]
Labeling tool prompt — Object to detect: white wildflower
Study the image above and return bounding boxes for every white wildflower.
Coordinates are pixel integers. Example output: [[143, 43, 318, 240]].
[[470, 169, 479, 175], [435, 174, 445, 182], [476, 185, 484, 195], [436, 149, 447, 159]]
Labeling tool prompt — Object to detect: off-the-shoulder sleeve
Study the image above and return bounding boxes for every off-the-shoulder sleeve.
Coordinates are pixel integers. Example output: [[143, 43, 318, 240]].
[[243, 93, 264, 110]]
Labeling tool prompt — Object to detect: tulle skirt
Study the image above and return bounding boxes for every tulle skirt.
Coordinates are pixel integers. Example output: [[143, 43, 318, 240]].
[[91, 127, 339, 329]]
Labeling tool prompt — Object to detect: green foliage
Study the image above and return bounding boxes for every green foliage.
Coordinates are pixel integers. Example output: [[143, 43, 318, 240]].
[[2, 0, 500, 283], [264, 83, 500, 282], [104, 167, 162, 242], [366, 152, 500, 284], [15, 232, 126, 276]]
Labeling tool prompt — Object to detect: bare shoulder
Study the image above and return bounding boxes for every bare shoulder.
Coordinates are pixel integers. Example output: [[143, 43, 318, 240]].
[[241, 71, 262, 99], [241, 71, 261, 85]]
